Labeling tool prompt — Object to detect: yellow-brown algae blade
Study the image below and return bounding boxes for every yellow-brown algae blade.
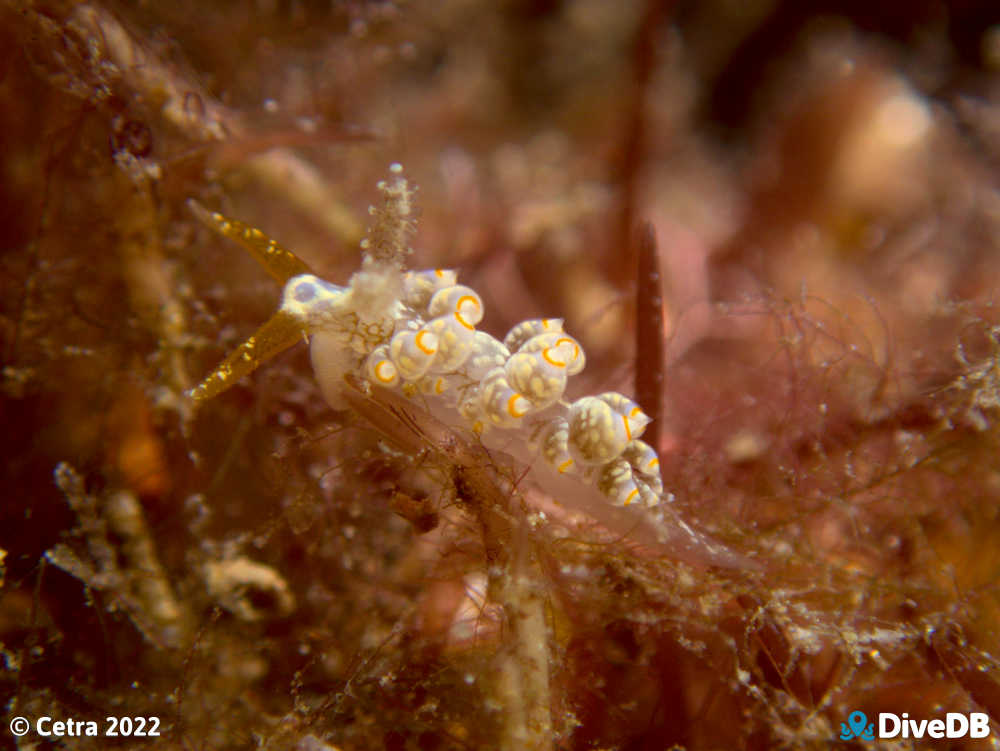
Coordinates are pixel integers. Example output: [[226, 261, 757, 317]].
[[188, 309, 305, 402], [188, 200, 315, 284]]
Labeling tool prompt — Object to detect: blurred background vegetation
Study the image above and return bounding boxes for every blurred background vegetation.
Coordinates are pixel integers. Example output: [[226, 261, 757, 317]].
[[2, 0, 1000, 748]]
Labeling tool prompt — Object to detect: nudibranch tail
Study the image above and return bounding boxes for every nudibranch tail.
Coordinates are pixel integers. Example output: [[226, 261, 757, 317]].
[[188, 199, 315, 284], [188, 309, 305, 401]]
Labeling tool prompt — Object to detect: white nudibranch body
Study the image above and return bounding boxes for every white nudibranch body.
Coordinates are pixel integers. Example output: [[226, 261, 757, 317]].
[[189, 164, 666, 510]]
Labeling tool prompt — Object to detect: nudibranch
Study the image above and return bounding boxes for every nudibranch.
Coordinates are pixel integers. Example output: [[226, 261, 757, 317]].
[[188, 165, 754, 568], [188, 164, 669, 510]]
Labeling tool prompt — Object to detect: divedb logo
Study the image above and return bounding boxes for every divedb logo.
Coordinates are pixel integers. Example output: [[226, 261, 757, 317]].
[[839, 710, 992, 741]]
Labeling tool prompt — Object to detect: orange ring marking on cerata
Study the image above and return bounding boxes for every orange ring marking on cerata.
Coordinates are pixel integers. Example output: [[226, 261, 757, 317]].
[[454, 311, 476, 330], [507, 393, 528, 418], [454, 295, 480, 330], [415, 330, 437, 355], [375, 361, 396, 383], [542, 347, 567, 368], [555, 336, 577, 354]]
